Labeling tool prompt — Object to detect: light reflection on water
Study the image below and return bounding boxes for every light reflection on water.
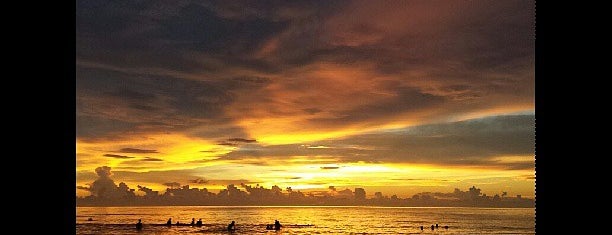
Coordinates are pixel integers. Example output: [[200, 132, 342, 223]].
[[76, 206, 534, 234]]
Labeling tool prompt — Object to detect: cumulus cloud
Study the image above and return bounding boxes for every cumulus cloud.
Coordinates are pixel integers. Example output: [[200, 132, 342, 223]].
[[95, 166, 113, 178], [85, 166, 134, 199]]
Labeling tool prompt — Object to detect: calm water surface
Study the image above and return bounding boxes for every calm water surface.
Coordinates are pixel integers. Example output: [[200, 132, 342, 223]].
[[76, 206, 534, 234]]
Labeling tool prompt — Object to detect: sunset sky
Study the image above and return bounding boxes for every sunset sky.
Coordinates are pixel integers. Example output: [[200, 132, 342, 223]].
[[76, 0, 535, 198]]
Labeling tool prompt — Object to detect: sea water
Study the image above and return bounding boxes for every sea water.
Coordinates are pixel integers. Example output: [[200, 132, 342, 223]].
[[76, 206, 534, 234]]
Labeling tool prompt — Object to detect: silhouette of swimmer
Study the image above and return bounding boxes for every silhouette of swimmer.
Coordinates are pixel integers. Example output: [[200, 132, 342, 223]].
[[87, 217, 93, 221], [431, 225, 434, 230], [420, 226, 423, 230], [444, 225, 449, 229], [274, 220, 282, 231], [227, 220, 236, 232], [191, 218, 195, 225], [176, 221, 180, 225], [166, 218, 172, 226], [435, 223, 438, 229], [136, 219, 143, 230], [196, 218, 203, 226]]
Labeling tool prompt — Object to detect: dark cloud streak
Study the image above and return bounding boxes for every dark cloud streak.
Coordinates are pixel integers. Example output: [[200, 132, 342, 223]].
[[141, 157, 163, 162], [120, 148, 159, 154], [103, 154, 134, 159]]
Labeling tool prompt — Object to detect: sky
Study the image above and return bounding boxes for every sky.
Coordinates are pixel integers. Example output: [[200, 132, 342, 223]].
[[76, 0, 535, 198]]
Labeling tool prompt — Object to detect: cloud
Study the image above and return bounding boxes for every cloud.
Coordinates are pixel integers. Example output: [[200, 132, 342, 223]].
[[76, 64, 255, 141], [209, 179, 259, 186], [217, 142, 237, 146], [76, 1, 534, 195], [220, 114, 534, 169], [190, 178, 209, 184], [320, 166, 340, 170], [77, 0, 534, 143], [105, 89, 156, 101], [95, 166, 113, 178], [141, 157, 163, 162], [76, 186, 90, 190], [119, 148, 159, 153], [163, 182, 181, 188], [86, 166, 136, 199], [103, 154, 134, 159], [227, 138, 257, 143], [302, 108, 322, 115], [306, 86, 445, 127], [217, 138, 258, 146]]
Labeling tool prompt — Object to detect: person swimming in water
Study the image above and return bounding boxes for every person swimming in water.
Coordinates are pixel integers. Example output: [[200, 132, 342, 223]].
[[444, 225, 449, 229], [227, 220, 236, 232], [274, 220, 282, 231], [136, 219, 143, 230], [420, 225, 423, 231], [196, 218, 203, 226], [166, 218, 172, 226], [431, 225, 434, 230], [435, 223, 438, 229], [191, 218, 195, 226]]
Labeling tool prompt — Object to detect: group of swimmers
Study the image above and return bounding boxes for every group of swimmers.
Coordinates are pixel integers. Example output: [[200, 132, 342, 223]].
[[164, 218, 204, 226], [135, 218, 280, 232], [419, 223, 449, 231], [265, 220, 282, 231], [135, 219, 447, 232]]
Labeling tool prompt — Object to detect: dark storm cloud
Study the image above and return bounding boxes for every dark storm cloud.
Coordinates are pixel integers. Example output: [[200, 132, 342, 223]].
[[221, 115, 534, 169], [309, 87, 445, 126], [76, 115, 140, 140], [119, 148, 159, 154], [77, 0, 534, 153], [75, 0, 307, 140], [103, 154, 134, 159], [76, 66, 250, 140], [105, 89, 156, 101], [76, 0, 301, 73]]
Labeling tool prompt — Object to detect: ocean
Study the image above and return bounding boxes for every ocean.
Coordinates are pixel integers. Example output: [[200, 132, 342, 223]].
[[76, 206, 534, 234]]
